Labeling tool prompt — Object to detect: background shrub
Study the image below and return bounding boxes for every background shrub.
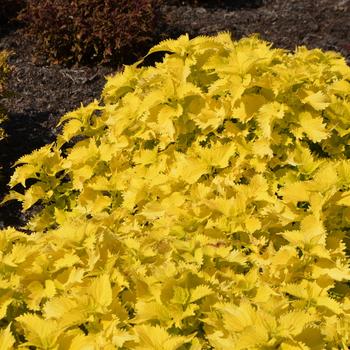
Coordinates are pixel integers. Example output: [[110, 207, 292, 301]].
[[18, 0, 163, 66]]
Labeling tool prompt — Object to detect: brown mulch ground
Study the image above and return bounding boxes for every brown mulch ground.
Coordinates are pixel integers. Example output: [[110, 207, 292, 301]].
[[0, 0, 349, 228]]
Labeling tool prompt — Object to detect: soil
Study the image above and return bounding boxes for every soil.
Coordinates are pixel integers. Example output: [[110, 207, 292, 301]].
[[0, 0, 349, 229]]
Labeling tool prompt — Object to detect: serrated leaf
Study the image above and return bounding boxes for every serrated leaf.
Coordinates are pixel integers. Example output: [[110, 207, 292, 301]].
[[297, 111, 329, 142], [280, 181, 309, 204], [278, 311, 316, 336], [133, 301, 170, 324], [88, 274, 113, 310], [134, 324, 190, 350], [316, 296, 343, 315], [302, 91, 330, 111], [190, 285, 213, 303], [16, 313, 63, 349], [0, 324, 15, 350]]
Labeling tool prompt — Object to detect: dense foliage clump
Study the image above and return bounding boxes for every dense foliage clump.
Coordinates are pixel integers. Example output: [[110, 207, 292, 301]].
[[18, 0, 163, 66], [1, 33, 350, 348]]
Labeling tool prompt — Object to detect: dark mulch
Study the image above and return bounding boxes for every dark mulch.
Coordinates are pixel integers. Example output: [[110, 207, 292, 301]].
[[0, 0, 349, 228]]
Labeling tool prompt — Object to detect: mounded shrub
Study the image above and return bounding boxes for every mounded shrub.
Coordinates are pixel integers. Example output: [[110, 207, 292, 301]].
[[18, 0, 163, 66], [1, 33, 350, 348]]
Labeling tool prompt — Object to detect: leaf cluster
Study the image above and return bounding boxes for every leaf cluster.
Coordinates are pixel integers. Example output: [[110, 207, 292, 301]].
[[17, 0, 163, 66], [1, 33, 350, 348]]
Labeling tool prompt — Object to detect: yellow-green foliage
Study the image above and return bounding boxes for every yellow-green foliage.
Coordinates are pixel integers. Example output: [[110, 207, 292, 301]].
[[2, 33, 350, 349], [0, 50, 11, 141]]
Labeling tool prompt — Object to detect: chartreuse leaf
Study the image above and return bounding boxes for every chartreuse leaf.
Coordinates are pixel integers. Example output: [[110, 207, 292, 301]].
[[278, 311, 317, 337], [280, 341, 309, 350], [132, 300, 170, 324], [297, 111, 329, 142], [0, 324, 15, 350], [302, 91, 330, 111], [88, 274, 113, 311], [16, 313, 63, 349], [189, 284, 213, 303], [66, 334, 97, 350], [134, 324, 191, 350]]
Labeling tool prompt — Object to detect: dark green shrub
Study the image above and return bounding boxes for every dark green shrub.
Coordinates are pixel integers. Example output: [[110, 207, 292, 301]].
[[18, 0, 163, 66], [0, 0, 25, 27]]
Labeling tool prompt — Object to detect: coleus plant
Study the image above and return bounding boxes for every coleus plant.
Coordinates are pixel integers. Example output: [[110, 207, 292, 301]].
[[1, 33, 350, 348]]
